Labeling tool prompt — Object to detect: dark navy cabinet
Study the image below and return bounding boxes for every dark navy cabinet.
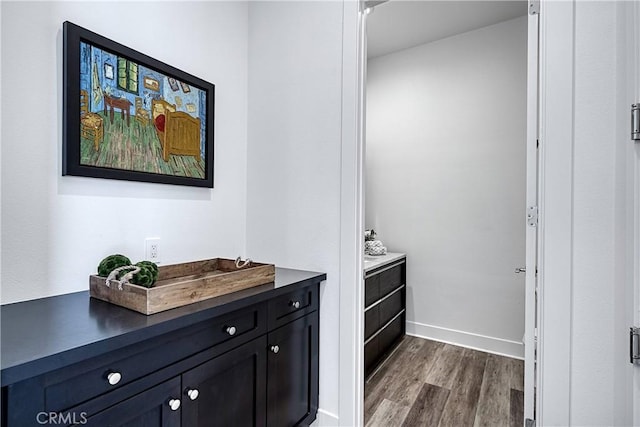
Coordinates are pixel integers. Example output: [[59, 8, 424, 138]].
[[181, 337, 267, 427], [83, 378, 182, 427], [267, 314, 319, 427], [1, 268, 324, 427], [364, 258, 406, 378]]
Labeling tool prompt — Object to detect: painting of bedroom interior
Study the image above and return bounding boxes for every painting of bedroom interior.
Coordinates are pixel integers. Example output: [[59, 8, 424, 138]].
[[79, 41, 207, 179]]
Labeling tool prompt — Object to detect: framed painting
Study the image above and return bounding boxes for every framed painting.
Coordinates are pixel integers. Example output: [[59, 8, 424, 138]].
[[63, 21, 215, 187]]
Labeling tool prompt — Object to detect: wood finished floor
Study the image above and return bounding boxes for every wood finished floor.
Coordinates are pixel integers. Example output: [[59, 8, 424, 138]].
[[364, 336, 524, 427]]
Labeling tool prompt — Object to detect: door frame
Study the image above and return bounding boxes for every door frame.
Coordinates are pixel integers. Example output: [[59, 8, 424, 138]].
[[521, 0, 575, 423], [339, 1, 640, 426], [524, 5, 540, 423], [338, 1, 366, 426]]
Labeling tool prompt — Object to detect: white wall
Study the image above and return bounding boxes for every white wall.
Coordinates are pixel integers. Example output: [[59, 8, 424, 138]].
[[0, 1, 249, 304], [365, 16, 527, 357], [246, 1, 344, 422]]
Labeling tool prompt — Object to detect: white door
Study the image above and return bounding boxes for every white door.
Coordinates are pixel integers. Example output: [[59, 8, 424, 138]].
[[523, 4, 539, 425], [632, 1, 640, 423]]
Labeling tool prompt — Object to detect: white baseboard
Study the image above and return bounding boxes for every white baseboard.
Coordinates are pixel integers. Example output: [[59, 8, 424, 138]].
[[406, 321, 524, 359], [310, 408, 339, 427]]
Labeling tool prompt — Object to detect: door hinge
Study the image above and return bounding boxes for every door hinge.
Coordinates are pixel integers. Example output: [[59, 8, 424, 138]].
[[526, 418, 536, 427], [528, 0, 540, 15], [632, 104, 640, 141], [630, 326, 640, 364], [527, 206, 538, 227]]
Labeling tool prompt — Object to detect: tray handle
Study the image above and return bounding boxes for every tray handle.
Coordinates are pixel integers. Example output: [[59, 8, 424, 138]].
[[235, 257, 253, 269], [105, 265, 141, 290]]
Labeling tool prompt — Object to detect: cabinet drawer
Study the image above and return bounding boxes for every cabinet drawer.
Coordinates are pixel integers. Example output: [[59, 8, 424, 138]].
[[202, 303, 266, 349], [44, 303, 266, 413], [364, 336, 379, 378], [364, 305, 379, 340], [364, 275, 379, 308], [378, 312, 404, 357], [268, 284, 318, 329], [364, 313, 404, 379], [379, 288, 403, 326], [379, 263, 404, 297]]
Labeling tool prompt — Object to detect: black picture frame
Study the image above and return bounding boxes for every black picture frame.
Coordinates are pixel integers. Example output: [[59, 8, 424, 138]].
[[63, 21, 215, 188]]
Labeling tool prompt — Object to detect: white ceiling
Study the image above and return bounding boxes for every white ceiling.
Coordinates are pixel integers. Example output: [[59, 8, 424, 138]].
[[367, 0, 528, 58]]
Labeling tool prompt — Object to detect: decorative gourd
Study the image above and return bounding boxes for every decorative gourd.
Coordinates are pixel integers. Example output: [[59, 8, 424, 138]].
[[130, 265, 156, 288], [97, 254, 132, 277], [135, 261, 159, 282]]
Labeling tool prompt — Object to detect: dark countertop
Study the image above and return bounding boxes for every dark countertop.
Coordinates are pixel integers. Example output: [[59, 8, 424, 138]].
[[1, 267, 326, 386]]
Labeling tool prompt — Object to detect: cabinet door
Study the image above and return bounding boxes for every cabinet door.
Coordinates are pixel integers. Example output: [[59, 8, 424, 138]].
[[267, 313, 319, 427], [84, 377, 181, 427], [181, 336, 267, 427]]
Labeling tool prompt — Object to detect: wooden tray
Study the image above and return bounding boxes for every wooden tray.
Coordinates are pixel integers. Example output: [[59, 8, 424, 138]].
[[90, 258, 275, 315]]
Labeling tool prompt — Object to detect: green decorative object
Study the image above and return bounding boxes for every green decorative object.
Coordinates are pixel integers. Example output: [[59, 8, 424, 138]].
[[130, 265, 155, 288], [97, 254, 132, 277], [136, 261, 159, 282]]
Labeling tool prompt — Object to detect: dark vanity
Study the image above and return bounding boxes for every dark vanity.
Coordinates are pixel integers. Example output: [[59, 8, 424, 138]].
[[1, 268, 325, 427], [364, 254, 406, 378]]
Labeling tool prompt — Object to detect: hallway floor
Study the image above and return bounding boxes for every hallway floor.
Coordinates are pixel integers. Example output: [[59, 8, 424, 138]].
[[364, 336, 524, 427]]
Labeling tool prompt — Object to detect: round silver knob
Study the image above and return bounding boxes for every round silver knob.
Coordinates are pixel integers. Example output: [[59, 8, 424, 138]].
[[271, 345, 280, 354], [226, 326, 237, 336], [107, 372, 122, 386], [168, 399, 181, 411], [186, 388, 199, 401], [290, 301, 300, 309]]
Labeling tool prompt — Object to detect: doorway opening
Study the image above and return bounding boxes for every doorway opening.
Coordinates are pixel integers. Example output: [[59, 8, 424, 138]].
[[358, 1, 538, 425]]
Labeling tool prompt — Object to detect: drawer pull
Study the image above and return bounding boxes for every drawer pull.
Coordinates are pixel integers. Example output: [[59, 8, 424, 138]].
[[186, 388, 199, 401], [271, 345, 280, 354], [168, 399, 181, 411], [226, 326, 237, 336], [106, 371, 122, 386], [290, 300, 301, 309]]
